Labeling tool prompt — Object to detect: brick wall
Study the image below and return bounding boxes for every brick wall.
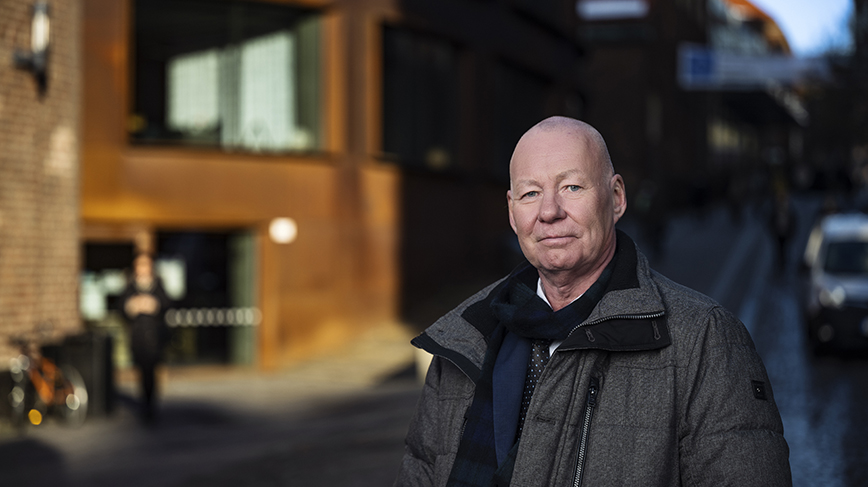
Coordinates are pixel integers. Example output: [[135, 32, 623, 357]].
[[0, 0, 82, 362]]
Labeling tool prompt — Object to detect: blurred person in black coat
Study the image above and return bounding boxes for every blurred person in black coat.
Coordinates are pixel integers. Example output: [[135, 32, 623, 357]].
[[121, 253, 171, 423], [769, 187, 796, 273]]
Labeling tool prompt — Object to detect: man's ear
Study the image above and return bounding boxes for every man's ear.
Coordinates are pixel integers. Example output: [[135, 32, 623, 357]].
[[612, 175, 627, 222], [507, 190, 518, 233]]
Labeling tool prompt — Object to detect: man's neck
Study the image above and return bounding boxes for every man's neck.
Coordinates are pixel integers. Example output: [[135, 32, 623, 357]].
[[538, 244, 615, 311]]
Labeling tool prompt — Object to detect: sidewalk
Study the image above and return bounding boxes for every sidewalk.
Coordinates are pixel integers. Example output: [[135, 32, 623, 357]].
[[0, 321, 422, 487], [0, 320, 420, 439], [129, 320, 420, 418]]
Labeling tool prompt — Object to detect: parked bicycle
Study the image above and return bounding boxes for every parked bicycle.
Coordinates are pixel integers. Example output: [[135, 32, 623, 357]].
[[7, 333, 88, 429]]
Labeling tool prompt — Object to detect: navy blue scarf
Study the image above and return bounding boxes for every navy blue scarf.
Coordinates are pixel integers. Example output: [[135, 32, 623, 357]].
[[446, 250, 617, 487], [492, 257, 615, 340], [445, 326, 506, 487]]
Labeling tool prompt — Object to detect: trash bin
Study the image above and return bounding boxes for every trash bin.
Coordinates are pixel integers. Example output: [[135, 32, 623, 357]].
[[61, 331, 115, 417]]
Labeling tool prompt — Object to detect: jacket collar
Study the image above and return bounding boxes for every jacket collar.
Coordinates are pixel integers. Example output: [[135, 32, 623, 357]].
[[556, 232, 670, 352], [412, 231, 670, 376]]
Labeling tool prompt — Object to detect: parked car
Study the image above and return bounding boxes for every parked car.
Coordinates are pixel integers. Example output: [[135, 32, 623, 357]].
[[803, 212, 868, 354]]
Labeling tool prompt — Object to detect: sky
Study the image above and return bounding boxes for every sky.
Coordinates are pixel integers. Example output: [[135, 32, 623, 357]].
[[749, 0, 854, 57]]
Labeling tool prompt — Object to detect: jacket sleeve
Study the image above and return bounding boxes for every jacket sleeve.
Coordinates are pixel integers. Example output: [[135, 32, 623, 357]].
[[678, 306, 792, 486], [395, 355, 473, 487]]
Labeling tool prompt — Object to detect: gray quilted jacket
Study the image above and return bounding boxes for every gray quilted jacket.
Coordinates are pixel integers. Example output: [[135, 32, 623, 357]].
[[395, 235, 792, 486]]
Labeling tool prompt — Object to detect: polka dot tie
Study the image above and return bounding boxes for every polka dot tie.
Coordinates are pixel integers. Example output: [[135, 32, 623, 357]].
[[517, 339, 552, 440]]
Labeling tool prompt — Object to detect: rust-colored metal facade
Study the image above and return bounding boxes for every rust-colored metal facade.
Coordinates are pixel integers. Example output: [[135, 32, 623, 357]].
[[81, 0, 585, 369]]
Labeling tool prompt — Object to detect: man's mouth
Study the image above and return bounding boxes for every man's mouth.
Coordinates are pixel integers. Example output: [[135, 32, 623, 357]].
[[538, 235, 573, 244]]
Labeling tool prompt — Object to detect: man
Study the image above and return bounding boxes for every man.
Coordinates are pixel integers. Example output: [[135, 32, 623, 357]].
[[395, 117, 791, 486]]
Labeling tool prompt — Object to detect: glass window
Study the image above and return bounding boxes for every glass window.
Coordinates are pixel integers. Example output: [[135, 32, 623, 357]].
[[382, 26, 460, 171], [131, 0, 322, 152], [824, 241, 868, 274]]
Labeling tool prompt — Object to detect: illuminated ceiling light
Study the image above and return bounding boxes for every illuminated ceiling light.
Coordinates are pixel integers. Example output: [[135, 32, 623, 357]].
[[269, 217, 298, 244]]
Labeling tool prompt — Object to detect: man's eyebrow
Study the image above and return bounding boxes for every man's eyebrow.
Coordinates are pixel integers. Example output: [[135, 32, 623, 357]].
[[513, 178, 540, 188], [513, 169, 584, 188]]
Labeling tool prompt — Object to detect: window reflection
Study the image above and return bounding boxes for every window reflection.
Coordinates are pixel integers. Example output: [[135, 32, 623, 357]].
[[132, 0, 321, 153]]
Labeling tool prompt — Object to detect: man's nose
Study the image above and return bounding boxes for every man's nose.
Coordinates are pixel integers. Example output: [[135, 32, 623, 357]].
[[538, 191, 565, 222]]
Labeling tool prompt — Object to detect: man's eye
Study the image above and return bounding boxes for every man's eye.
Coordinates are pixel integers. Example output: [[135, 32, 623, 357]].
[[523, 191, 539, 199], [566, 185, 581, 192]]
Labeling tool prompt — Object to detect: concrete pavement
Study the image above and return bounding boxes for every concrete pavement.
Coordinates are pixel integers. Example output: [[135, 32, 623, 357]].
[[157, 320, 419, 416], [0, 322, 422, 487]]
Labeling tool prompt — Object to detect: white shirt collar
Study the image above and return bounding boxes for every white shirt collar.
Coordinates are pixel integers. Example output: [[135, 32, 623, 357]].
[[536, 278, 553, 308], [536, 278, 582, 309]]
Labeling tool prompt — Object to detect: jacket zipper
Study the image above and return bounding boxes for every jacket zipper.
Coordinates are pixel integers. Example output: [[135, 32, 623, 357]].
[[568, 311, 665, 338], [573, 377, 600, 487]]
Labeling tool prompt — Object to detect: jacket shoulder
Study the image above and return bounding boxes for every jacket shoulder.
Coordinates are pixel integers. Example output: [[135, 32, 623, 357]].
[[650, 269, 720, 312], [648, 268, 761, 358], [412, 277, 507, 374]]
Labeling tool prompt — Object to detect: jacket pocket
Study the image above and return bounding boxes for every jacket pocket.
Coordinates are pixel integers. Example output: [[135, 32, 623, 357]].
[[596, 358, 676, 429], [580, 363, 680, 485]]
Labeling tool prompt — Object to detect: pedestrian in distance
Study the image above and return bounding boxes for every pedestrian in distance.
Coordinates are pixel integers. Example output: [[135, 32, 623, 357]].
[[120, 252, 172, 424], [395, 116, 791, 486], [769, 186, 796, 273]]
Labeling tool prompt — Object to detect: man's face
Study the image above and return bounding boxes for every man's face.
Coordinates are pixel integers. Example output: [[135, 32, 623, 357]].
[[507, 128, 626, 279]]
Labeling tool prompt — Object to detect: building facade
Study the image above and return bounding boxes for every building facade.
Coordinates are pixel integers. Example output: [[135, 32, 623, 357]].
[[1, 0, 811, 373], [0, 0, 82, 362], [577, 0, 806, 217], [78, 0, 585, 370]]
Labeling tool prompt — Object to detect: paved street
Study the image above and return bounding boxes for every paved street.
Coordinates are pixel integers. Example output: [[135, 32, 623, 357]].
[[0, 323, 422, 487], [2, 191, 868, 486]]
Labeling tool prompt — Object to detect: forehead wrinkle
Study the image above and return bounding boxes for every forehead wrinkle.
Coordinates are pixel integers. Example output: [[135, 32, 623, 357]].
[[554, 169, 581, 183], [512, 176, 539, 191]]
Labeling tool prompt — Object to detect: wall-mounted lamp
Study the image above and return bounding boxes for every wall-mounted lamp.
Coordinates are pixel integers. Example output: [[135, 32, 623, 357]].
[[269, 217, 298, 244], [13, 2, 51, 95]]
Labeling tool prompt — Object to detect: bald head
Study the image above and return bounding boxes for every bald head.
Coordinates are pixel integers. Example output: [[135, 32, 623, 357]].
[[510, 116, 614, 189]]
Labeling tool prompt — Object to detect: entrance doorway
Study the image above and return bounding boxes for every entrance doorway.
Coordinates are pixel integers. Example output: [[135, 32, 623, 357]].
[[80, 229, 258, 367], [157, 230, 258, 366]]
